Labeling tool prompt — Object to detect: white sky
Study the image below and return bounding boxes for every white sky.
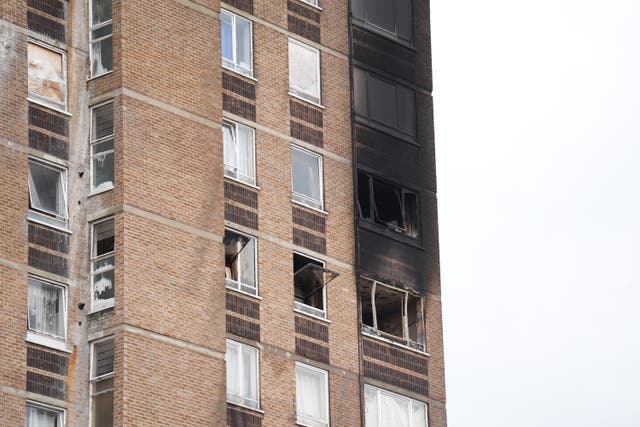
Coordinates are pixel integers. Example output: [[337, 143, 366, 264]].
[[432, 0, 640, 425]]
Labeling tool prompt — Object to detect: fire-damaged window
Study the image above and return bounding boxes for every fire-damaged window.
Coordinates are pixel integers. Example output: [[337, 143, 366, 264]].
[[90, 0, 113, 77], [357, 171, 419, 239], [351, 0, 413, 45], [293, 253, 338, 320], [224, 229, 258, 296], [360, 278, 425, 351], [91, 218, 115, 311], [28, 41, 66, 110]]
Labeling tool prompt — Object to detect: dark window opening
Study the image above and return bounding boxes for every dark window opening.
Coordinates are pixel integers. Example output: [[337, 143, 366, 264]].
[[224, 229, 257, 295], [293, 253, 338, 319]]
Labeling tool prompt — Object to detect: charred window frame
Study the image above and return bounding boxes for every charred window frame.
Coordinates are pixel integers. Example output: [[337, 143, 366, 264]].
[[357, 171, 419, 239], [351, 0, 413, 46], [224, 229, 258, 296], [27, 40, 67, 111], [89, 0, 113, 77], [90, 337, 114, 427], [360, 278, 425, 351], [90, 101, 115, 193], [91, 218, 115, 311], [353, 67, 416, 139]]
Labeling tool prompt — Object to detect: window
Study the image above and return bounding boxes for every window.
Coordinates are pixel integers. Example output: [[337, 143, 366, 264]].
[[295, 362, 329, 427], [223, 120, 256, 186], [357, 171, 419, 238], [301, 0, 319, 6], [28, 158, 68, 227], [291, 145, 323, 211], [288, 39, 321, 104], [28, 276, 67, 341], [220, 10, 253, 76], [352, 0, 413, 45], [90, 0, 113, 77], [360, 278, 425, 351], [91, 218, 115, 311], [224, 229, 257, 296], [90, 102, 115, 192], [90, 338, 114, 427], [364, 384, 428, 427], [353, 67, 416, 137], [225, 339, 260, 409], [26, 402, 65, 427], [293, 253, 337, 320], [28, 41, 66, 110]]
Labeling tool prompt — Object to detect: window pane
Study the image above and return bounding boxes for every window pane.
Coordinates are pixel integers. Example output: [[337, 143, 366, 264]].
[[94, 220, 115, 257], [291, 147, 321, 204], [241, 344, 258, 403], [93, 339, 115, 377], [93, 151, 115, 190], [223, 123, 237, 173], [379, 391, 410, 427], [28, 160, 66, 218], [93, 257, 115, 303], [372, 179, 405, 230], [28, 278, 65, 338], [353, 67, 368, 118], [93, 103, 114, 140], [357, 171, 372, 219], [238, 237, 256, 289], [296, 365, 328, 426], [375, 285, 404, 338], [92, 0, 112, 25], [395, 0, 413, 42], [92, 390, 114, 427], [28, 43, 65, 105], [411, 401, 427, 427], [220, 12, 233, 63], [364, 386, 379, 427], [352, 0, 365, 20], [397, 85, 416, 136], [226, 341, 240, 397], [26, 405, 61, 427], [289, 41, 320, 102], [236, 124, 255, 184], [368, 74, 397, 128], [91, 36, 113, 76], [236, 17, 252, 71], [367, 0, 395, 33]]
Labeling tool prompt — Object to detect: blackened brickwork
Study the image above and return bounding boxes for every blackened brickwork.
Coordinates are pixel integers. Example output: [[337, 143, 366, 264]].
[[352, 26, 416, 83], [29, 105, 68, 136], [27, 0, 65, 19], [27, 11, 65, 43], [28, 129, 68, 159]]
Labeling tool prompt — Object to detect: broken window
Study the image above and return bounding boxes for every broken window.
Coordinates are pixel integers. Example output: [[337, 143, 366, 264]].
[[27, 276, 67, 340], [288, 38, 321, 105], [226, 339, 260, 409], [91, 101, 115, 192], [224, 229, 257, 296], [357, 171, 419, 238], [223, 120, 256, 186], [90, 0, 113, 77], [220, 9, 253, 76], [91, 337, 114, 427], [291, 145, 323, 211], [28, 41, 66, 109], [26, 402, 64, 427], [296, 362, 329, 427], [351, 0, 413, 45], [28, 158, 68, 226], [364, 384, 427, 427], [91, 218, 115, 311], [293, 253, 337, 319], [353, 67, 416, 137], [360, 279, 425, 351]]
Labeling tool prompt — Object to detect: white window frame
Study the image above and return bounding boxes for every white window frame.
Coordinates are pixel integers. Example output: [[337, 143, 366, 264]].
[[220, 9, 254, 77], [364, 384, 428, 427], [300, 0, 320, 8], [291, 145, 324, 211], [27, 39, 67, 111], [224, 228, 259, 297], [222, 120, 256, 187], [26, 401, 66, 427], [27, 157, 68, 229], [89, 336, 114, 427], [90, 100, 115, 193], [89, 0, 113, 78], [295, 362, 330, 427], [27, 275, 68, 342], [91, 217, 115, 312], [288, 38, 321, 105], [225, 339, 260, 410], [293, 252, 328, 320]]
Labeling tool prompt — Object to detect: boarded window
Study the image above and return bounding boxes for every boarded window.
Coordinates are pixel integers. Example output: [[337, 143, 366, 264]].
[[28, 42, 66, 109]]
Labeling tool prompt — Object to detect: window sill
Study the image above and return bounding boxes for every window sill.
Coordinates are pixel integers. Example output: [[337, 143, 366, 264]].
[[88, 304, 114, 316], [225, 284, 263, 301], [293, 308, 331, 324], [294, 0, 323, 11], [26, 331, 72, 354], [89, 182, 115, 197], [296, 419, 329, 427], [227, 401, 265, 414], [87, 70, 114, 82], [361, 331, 430, 357], [27, 213, 71, 234], [288, 92, 325, 110], [224, 175, 260, 191], [292, 199, 327, 215], [27, 98, 71, 117], [222, 64, 257, 82]]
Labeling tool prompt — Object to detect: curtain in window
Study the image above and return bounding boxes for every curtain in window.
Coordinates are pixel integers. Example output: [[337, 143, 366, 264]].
[[411, 402, 427, 427], [379, 391, 410, 426], [223, 124, 236, 172], [226, 341, 240, 398], [237, 125, 255, 183], [236, 17, 252, 70], [240, 344, 258, 404], [220, 12, 233, 63], [364, 386, 379, 427], [28, 279, 63, 338], [296, 366, 326, 426], [26, 405, 58, 427], [292, 149, 320, 203], [238, 238, 255, 288]]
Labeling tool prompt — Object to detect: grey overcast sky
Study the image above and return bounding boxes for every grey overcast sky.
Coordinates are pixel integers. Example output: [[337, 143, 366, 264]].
[[432, 0, 640, 425]]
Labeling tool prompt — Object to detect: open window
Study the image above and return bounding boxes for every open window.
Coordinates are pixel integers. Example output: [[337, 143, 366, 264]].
[[358, 171, 419, 238], [224, 229, 257, 296], [28, 158, 68, 227], [293, 253, 338, 320], [360, 278, 425, 351], [223, 120, 256, 186]]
